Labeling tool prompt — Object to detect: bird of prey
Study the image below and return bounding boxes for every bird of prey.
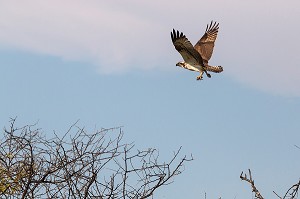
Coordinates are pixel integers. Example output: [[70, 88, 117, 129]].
[[171, 21, 223, 80]]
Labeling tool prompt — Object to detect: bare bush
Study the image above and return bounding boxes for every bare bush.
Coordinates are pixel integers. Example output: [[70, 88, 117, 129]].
[[241, 169, 300, 199], [0, 118, 192, 199]]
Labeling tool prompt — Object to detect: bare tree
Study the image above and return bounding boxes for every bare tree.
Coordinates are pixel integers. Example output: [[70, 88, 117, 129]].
[[241, 169, 300, 199], [0, 118, 192, 199]]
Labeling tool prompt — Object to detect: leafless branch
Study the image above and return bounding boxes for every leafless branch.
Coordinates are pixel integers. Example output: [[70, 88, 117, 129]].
[[275, 179, 300, 199], [240, 169, 264, 199]]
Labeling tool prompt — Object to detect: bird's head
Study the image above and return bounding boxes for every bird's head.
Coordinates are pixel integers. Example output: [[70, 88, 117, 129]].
[[176, 62, 185, 68]]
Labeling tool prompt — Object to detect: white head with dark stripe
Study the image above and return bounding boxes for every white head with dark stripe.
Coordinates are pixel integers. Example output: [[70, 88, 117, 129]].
[[176, 62, 186, 69]]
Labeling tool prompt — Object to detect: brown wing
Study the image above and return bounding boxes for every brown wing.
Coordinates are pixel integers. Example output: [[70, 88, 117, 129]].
[[171, 29, 204, 66], [194, 21, 219, 63]]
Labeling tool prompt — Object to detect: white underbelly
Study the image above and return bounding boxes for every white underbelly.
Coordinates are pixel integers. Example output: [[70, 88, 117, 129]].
[[185, 63, 202, 72]]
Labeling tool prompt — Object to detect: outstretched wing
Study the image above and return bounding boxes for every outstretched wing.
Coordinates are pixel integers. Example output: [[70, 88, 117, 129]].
[[194, 21, 219, 63], [171, 29, 203, 66]]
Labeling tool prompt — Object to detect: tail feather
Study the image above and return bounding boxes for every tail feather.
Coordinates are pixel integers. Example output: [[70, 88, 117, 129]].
[[204, 65, 223, 73]]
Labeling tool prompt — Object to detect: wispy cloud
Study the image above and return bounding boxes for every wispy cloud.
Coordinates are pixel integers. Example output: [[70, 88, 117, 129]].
[[0, 0, 299, 96]]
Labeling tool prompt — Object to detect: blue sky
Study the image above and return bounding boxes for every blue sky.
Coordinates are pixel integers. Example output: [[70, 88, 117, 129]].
[[1, 1, 300, 198]]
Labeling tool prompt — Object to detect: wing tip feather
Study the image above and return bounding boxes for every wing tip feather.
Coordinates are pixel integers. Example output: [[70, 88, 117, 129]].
[[206, 20, 219, 33], [170, 29, 186, 43]]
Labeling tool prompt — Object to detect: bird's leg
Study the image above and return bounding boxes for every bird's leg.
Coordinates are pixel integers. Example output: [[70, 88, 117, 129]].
[[204, 70, 211, 78], [196, 71, 204, 80]]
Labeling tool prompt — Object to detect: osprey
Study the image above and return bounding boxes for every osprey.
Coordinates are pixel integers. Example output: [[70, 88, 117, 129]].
[[171, 21, 223, 80]]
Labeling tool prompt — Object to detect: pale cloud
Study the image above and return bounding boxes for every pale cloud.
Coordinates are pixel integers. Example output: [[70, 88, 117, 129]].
[[0, 0, 299, 96], [0, 1, 167, 72]]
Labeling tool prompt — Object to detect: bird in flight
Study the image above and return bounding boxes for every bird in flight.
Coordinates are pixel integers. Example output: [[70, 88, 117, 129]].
[[171, 21, 223, 80]]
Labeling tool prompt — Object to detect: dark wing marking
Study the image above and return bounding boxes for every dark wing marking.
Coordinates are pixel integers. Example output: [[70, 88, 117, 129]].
[[171, 29, 204, 66], [194, 21, 219, 63]]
